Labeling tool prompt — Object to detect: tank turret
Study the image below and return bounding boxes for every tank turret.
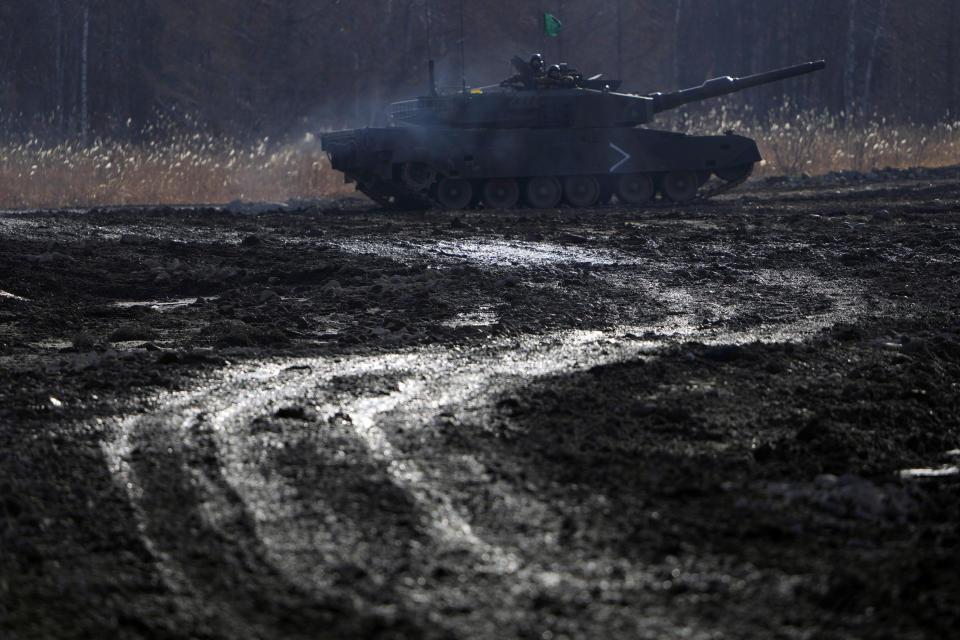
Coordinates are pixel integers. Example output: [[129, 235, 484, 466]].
[[321, 56, 825, 210], [389, 60, 824, 130]]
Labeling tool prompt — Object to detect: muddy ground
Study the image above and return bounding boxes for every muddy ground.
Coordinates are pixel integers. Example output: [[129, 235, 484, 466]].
[[1, 170, 959, 639]]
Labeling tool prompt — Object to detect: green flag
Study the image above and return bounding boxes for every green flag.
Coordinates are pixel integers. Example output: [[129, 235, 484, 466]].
[[543, 12, 562, 37]]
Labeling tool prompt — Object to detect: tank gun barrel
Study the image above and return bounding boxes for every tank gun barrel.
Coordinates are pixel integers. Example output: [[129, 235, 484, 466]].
[[651, 60, 826, 113]]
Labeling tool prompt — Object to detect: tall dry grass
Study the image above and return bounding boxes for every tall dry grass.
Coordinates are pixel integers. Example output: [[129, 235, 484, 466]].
[[2, 109, 960, 209], [675, 103, 960, 177], [0, 129, 351, 210]]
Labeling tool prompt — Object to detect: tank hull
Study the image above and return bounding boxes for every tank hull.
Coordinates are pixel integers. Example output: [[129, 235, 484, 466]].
[[321, 126, 760, 208]]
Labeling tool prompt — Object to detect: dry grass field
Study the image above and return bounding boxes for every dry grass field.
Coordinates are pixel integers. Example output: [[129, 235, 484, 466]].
[[0, 132, 351, 210], [1, 110, 959, 209], [685, 105, 960, 178]]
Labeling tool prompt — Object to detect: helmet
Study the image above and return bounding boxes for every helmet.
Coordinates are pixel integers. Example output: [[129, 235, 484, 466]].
[[529, 53, 544, 72], [547, 64, 561, 79]]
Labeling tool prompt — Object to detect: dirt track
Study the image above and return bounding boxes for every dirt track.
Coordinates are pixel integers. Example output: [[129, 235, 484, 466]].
[[1, 171, 959, 639]]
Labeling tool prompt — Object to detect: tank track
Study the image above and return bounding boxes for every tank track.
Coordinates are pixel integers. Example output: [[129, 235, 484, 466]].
[[354, 174, 435, 210], [692, 165, 754, 203], [350, 166, 753, 211]]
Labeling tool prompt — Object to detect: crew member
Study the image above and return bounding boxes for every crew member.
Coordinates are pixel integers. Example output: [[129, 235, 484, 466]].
[[529, 53, 545, 77]]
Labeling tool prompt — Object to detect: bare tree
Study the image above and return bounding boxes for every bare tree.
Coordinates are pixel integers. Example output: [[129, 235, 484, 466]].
[[862, 0, 887, 114], [3, 0, 960, 140], [80, 0, 89, 143], [52, 0, 65, 132], [844, 0, 858, 113], [950, 0, 958, 115], [673, 0, 683, 88]]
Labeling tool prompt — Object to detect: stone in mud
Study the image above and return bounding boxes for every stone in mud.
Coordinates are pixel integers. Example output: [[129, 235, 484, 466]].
[[70, 333, 97, 351], [201, 319, 289, 347], [257, 289, 280, 304], [629, 400, 657, 417], [795, 420, 830, 443], [703, 344, 744, 362], [274, 405, 316, 421], [108, 323, 158, 342], [155, 350, 181, 364], [753, 441, 778, 462], [900, 337, 927, 354]]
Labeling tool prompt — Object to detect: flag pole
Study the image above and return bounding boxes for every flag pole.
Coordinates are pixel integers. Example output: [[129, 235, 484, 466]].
[[557, 0, 563, 61], [540, 3, 546, 52]]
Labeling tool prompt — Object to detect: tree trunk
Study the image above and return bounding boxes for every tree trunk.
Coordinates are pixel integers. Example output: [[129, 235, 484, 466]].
[[673, 0, 683, 88], [615, 0, 622, 80], [844, 0, 858, 114], [424, 0, 433, 61], [949, 0, 957, 116], [54, 0, 64, 134], [862, 0, 887, 114], [81, 1, 89, 143]]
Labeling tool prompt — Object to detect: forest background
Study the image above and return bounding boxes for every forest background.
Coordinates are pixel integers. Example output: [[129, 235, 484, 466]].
[[1, 0, 958, 206]]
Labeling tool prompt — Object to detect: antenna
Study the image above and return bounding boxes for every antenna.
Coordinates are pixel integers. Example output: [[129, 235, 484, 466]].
[[425, 0, 432, 61], [459, 0, 467, 92]]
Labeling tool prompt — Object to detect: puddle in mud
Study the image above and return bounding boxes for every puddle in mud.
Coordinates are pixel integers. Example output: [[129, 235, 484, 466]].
[[899, 466, 959, 479], [899, 450, 960, 479], [29, 339, 73, 350], [441, 305, 502, 328], [331, 237, 638, 268], [333, 236, 870, 345], [113, 297, 213, 312], [0, 289, 29, 301], [0, 212, 256, 246]]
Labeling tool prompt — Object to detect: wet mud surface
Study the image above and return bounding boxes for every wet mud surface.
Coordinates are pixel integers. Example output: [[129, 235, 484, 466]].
[[2, 173, 959, 638]]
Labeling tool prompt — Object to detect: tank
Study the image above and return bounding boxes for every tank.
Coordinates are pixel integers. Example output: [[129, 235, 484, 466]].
[[320, 57, 825, 209]]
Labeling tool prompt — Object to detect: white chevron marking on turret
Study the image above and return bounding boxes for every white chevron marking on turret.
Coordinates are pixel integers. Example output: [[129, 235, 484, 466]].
[[608, 143, 631, 172]]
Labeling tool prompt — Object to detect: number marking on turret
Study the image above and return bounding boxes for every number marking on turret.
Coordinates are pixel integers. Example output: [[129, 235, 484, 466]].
[[608, 143, 631, 172]]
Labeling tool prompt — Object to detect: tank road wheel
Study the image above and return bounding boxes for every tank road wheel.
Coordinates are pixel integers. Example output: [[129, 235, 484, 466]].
[[524, 176, 562, 209], [436, 177, 473, 210], [715, 163, 753, 183], [563, 176, 600, 207], [661, 171, 699, 202], [615, 173, 654, 204], [482, 178, 520, 209], [400, 162, 436, 191]]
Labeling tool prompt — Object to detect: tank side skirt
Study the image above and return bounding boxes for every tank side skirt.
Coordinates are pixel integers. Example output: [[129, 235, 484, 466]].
[[322, 127, 759, 209], [384, 128, 760, 179], [324, 126, 759, 179]]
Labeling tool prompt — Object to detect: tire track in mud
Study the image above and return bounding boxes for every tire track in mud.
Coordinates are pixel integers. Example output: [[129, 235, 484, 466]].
[[104, 401, 430, 639], [100, 233, 871, 637], [103, 337, 686, 637], [329, 235, 872, 343]]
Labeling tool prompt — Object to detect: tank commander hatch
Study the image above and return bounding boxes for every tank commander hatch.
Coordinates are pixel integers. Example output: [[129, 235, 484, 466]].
[[500, 53, 547, 89]]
